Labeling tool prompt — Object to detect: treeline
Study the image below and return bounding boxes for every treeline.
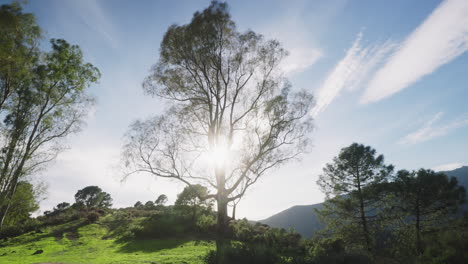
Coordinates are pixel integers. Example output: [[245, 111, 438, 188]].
[[0, 2, 99, 231], [315, 143, 466, 263], [205, 143, 467, 264]]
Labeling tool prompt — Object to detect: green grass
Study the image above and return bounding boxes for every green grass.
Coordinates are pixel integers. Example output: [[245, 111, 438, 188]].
[[0, 218, 214, 264]]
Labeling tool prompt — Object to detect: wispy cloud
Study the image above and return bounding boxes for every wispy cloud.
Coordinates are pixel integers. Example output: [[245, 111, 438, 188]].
[[398, 112, 468, 145], [259, 2, 325, 75], [432, 162, 464, 172], [67, 0, 120, 49], [362, 0, 468, 103], [281, 47, 322, 75], [311, 32, 395, 117]]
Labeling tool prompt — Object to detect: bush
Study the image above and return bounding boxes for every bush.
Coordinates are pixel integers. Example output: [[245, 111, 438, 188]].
[[86, 211, 100, 223], [204, 242, 283, 264], [0, 218, 41, 239], [196, 214, 216, 233]]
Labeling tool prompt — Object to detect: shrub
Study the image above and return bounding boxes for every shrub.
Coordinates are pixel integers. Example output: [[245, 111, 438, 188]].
[[204, 242, 283, 264], [86, 211, 100, 223], [196, 214, 216, 233], [0, 218, 41, 239]]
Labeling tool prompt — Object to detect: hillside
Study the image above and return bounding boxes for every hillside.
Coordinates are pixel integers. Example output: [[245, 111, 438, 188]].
[[260, 166, 468, 237], [0, 216, 213, 264]]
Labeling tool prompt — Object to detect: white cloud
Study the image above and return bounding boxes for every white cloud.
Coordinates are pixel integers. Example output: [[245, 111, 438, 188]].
[[281, 47, 322, 75], [258, 3, 323, 75], [67, 0, 119, 49], [398, 112, 468, 145], [432, 162, 463, 172], [362, 0, 468, 103], [311, 32, 395, 117]]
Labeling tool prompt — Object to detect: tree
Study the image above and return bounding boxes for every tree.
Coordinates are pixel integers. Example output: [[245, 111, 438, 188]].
[[0, 2, 41, 111], [316, 143, 394, 253], [122, 1, 313, 240], [1, 181, 40, 227], [54, 202, 71, 212], [391, 169, 466, 255], [134, 201, 143, 208], [155, 194, 168, 206], [0, 3, 99, 229], [74, 186, 112, 209], [144, 200, 156, 210], [175, 184, 212, 221]]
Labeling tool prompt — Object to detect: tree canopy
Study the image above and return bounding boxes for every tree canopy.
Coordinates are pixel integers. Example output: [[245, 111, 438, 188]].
[[0, 2, 99, 229], [317, 143, 394, 253], [74, 186, 112, 209]]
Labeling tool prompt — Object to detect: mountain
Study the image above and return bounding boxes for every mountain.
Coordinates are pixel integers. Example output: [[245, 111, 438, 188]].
[[260, 166, 468, 238]]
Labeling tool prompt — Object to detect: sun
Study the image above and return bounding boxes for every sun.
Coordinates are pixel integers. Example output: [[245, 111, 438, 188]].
[[210, 144, 230, 168]]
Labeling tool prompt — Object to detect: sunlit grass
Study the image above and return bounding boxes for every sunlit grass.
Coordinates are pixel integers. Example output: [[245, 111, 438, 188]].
[[0, 219, 214, 264]]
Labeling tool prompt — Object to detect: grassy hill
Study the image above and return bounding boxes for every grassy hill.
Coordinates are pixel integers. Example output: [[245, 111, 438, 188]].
[[0, 215, 213, 264], [261, 166, 468, 237]]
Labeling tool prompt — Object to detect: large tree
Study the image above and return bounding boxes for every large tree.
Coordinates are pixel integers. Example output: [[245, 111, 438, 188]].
[[317, 143, 394, 253], [391, 169, 466, 255], [122, 0, 313, 237], [0, 3, 100, 229], [74, 186, 112, 209]]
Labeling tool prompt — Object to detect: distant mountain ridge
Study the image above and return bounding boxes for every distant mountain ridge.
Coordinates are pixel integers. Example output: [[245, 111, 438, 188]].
[[260, 166, 468, 238]]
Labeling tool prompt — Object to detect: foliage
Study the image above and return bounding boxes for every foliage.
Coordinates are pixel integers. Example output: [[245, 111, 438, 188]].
[[420, 215, 468, 264], [2, 181, 40, 227], [74, 186, 112, 209], [0, 2, 99, 229], [175, 184, 213, 221], [388, 169, 466, 255], [54, 202, 70, 211], [196, 214, 217, 233], [86, 211, 101, 223], [316, 143, 394, 253], [155, 194, 168, 206]]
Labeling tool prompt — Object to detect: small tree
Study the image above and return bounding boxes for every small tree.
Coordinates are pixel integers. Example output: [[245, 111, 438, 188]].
[[144, 201, 156, 210], [54, 202, 71, 212], [391, 169, 466, 255], [155, 194, 168, 206], [134, 201, 143, 208], [316, 143, 394, 253], [74, 186, 112, 209], [175, 184, 212, 221], [2, 181, 40, 227]]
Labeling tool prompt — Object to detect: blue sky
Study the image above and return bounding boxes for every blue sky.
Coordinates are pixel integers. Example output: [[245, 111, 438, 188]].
[[9, 0, 468, 220]]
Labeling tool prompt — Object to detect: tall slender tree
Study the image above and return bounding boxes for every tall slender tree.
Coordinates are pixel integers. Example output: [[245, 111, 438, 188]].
[[0, 3, 100, 229], [317, 143, 394, 253], [391, 169, 466, 255]]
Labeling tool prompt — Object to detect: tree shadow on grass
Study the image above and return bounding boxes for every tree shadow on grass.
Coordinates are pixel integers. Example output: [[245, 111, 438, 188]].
[[1, 220, 88, 246], [117, 238, 203, 253]]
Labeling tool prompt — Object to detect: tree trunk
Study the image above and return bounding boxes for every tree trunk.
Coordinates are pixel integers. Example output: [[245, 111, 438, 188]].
[[356, 171, 372, 253], [0, 178, 19, 230], [215, 164, 230, 262], [216, 194, 229, 263], [415, 204, 422, 255], [217, 195, 228, 233], [232, 203, 236, 220]]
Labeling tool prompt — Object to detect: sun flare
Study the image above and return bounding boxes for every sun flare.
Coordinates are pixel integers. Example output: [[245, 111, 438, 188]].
[[209, 144, 230, 168]]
